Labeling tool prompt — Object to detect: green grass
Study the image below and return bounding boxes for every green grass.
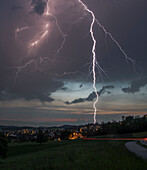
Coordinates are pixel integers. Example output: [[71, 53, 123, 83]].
[[7, 141, 64, 158], [132, 131, 147, 138], [0, 133, 147, 170], [0, 141, 146, 170]]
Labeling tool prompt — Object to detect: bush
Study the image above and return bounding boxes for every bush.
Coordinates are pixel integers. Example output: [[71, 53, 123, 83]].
[[37, 131, 48, 144]]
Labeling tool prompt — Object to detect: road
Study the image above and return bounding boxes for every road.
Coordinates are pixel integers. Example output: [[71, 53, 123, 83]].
[[125, 141, 147, 159]]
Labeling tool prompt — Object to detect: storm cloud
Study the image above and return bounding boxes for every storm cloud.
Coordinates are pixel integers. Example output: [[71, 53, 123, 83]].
[[65, 85, 114, 104], [122, 78, 147, 93], [0, 0, 147, 125], [0, 71, 63, 102], [30, 0, 46, 15]]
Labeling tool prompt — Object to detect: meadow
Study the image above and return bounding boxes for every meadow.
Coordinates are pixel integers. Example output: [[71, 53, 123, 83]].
[[0, 132, 147, 170]]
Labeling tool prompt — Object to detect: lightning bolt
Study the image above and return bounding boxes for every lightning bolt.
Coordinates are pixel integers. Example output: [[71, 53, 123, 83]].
[[95, 19, 137, 72], [29, 0, 66, 53], [13, 25, 49, 80], [78, 0, 138, 124], [14, 60, 36, 82], [14, 0, 66, 77], [30, 29, 49, 47], [45, 0, 67, 54], [15, 27, 29, 39], [13, 0, 138, 125], [13, 0, 67, 81], [78, 0, 98, 124]]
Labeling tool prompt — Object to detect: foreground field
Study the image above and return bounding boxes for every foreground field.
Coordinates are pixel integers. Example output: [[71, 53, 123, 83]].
[[0, 133, 147, 170]]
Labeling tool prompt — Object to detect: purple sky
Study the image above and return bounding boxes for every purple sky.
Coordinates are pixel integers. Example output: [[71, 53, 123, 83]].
[[0, 0, 147, 126]]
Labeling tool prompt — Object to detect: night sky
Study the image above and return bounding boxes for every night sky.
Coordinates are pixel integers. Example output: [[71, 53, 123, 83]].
[[0, 0, 147, 126]]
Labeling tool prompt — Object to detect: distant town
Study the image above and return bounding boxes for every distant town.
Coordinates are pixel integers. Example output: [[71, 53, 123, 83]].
[[0, 115, 147, 143]]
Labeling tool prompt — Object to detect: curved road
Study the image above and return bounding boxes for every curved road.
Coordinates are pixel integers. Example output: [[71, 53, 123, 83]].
[[125, 141, 147, 159]]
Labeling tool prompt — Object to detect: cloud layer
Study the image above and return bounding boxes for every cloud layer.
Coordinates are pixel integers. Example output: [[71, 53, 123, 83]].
[[122, 78, 147, 93], [30, 0, 46, 15], [0, 71, 63, 102], [65, 85, 114, 104]]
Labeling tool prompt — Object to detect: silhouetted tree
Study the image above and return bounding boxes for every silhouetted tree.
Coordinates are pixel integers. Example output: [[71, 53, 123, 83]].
[[37, 130, 44, 144], [0, 133, 8, 159], [122, 116, 125, 121], [60, 130, 70, 140]]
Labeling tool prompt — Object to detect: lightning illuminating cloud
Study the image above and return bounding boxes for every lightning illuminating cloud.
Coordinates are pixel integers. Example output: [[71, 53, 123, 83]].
[[15, 27, 29, 39], [13, 0, 138, 124], [44, 0, 67, 54], [14, 0, 67, 80]]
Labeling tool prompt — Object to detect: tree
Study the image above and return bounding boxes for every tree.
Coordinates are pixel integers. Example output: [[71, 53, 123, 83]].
[[37, 131, 44, 144], [0, 133, 8, 159], [122, 116, 125, 121], [60, 130, 70, 140]]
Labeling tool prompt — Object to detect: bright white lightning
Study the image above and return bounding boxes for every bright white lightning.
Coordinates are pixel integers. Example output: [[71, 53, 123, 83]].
[[31, 30, 48, 47], [78, 0, 98, 124], [78, 0, 137, 124], [13, 0, 138, 125], [30, 0, 66, 53], [13, 0, 66, 81], [45, 0, 50, 15], [15, 27, 29, 39]]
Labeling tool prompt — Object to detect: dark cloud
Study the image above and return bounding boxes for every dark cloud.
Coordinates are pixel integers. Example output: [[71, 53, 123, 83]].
[[65, 98, 85, 105], [30, 0, 46, 15], [106, 91, 111, 94], [0, 0, 147, 106], [0, 70, 63, 102], [60, 87, 69, 91], [65, 85, 114, 104], [86, 85, 114, 101], [79, 84, 83, 88], [122, 78, 147, 93]]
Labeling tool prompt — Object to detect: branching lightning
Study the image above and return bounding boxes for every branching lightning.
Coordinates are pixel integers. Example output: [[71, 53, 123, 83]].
[[15, 27, 29, 39], [14, 60, 36, 82], [13, 0, 138, 124], [14, 0, 67, 80], [78, 0, 98, 124], [29, 0, 67, 52], [44, 0, 67, 54], [78, 0, 137, 124], [95, 19, 137, 72]]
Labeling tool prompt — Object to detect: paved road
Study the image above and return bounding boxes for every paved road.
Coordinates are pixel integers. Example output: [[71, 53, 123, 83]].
[[125, 141, 147, 159]]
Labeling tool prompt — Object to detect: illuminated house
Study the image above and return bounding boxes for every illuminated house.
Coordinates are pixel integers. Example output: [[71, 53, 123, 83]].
[[69, 131, 83, 140]]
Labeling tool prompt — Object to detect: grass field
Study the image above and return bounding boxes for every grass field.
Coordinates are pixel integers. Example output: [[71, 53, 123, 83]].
[[0, 132, 147, 170]]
